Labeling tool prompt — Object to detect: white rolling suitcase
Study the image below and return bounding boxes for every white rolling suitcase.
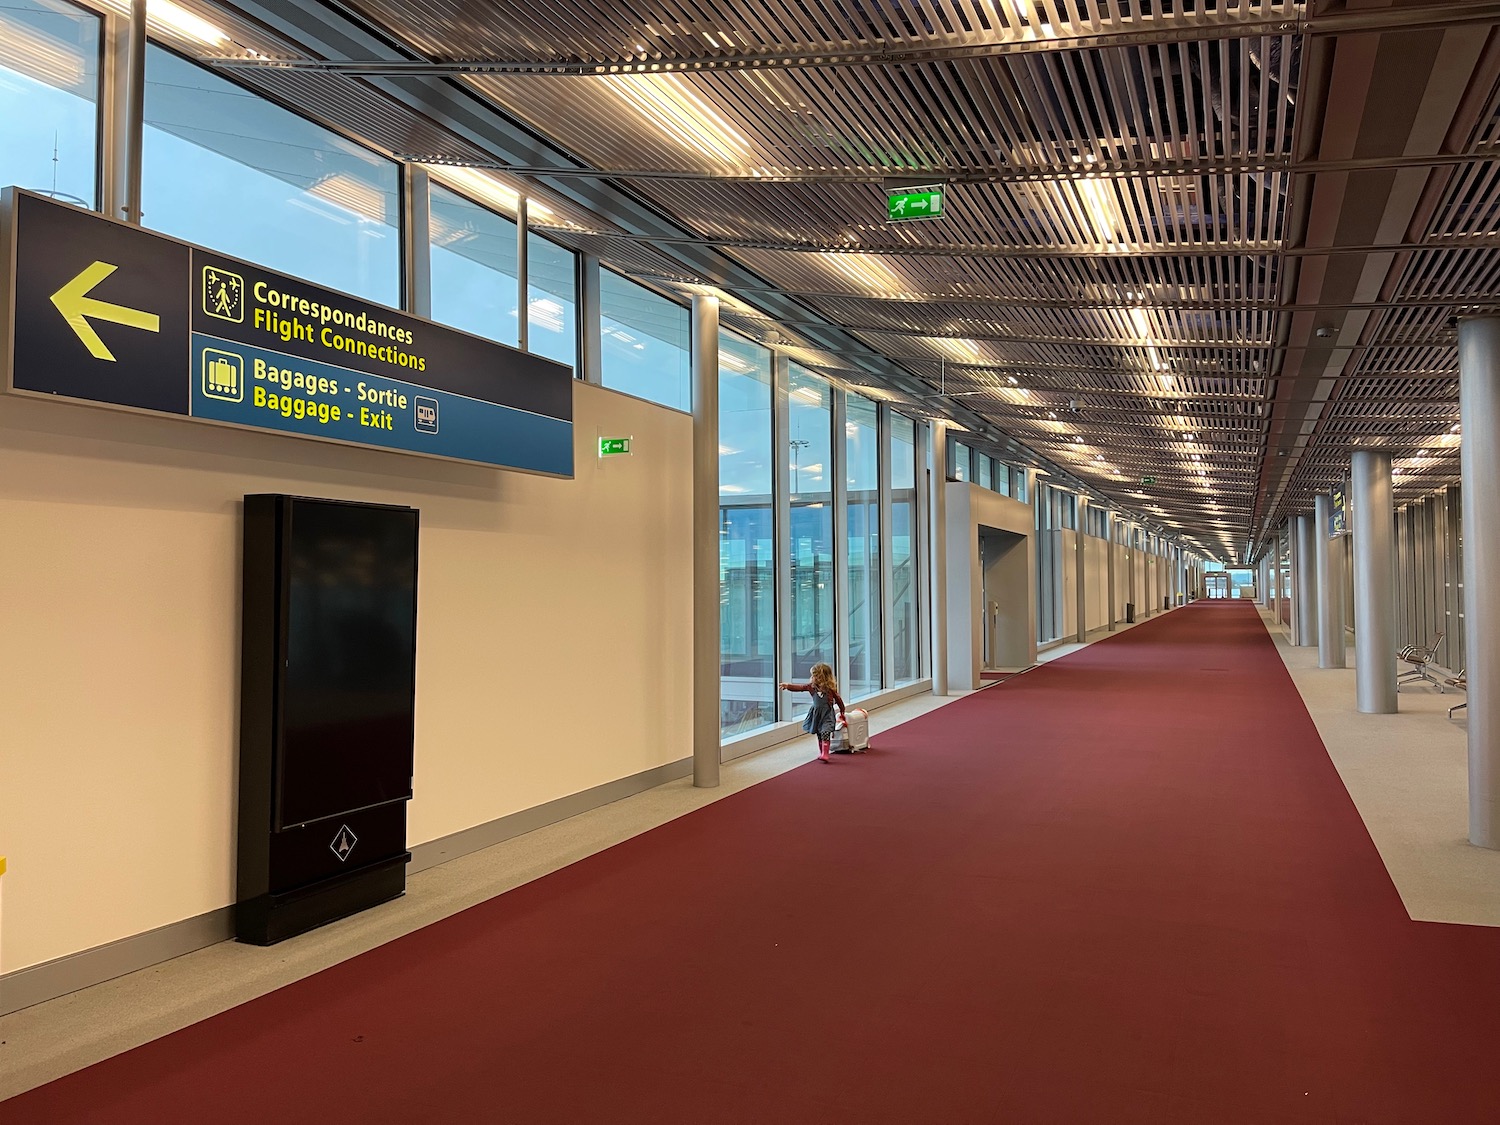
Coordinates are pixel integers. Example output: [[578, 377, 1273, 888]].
[[841, 707, 869, 752]]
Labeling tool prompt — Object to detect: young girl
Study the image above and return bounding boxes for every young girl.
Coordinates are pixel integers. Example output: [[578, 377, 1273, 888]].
[[780, 663, 847, 763]]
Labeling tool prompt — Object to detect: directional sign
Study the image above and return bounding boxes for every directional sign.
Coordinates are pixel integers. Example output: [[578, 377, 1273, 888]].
[[1, 189, 574, 477], [887, 185, 945, 223], [1141, 475, 1156, 486], [598, 436, 632, 456], [1329, 482, 1350, 537]]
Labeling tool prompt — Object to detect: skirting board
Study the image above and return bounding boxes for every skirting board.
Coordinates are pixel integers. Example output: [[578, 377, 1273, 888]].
[[0, 908, 235, 1017], [0, 757, 693, 1016], [407, 757, 692, 875]]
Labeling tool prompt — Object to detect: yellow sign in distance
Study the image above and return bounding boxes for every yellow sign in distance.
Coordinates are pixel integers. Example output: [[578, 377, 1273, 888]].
[[49, 260, 162, 362]]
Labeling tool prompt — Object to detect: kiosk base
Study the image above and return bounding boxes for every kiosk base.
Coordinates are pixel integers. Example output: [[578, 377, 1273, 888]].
[[237, 855, 408, 946]]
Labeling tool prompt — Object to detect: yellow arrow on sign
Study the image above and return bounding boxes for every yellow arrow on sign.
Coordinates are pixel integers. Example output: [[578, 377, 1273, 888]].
[[49, 261, 161, 362]]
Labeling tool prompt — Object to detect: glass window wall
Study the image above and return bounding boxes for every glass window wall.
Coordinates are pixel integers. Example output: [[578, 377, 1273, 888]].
[[786, 365, 834, 689], [952, 441, 969, 481], [891, 413, 921, 684], [599, 269, 690, 411], [0, 0, 99, 209], [845, 393, 881, 698], [719, 332, 775, 736], [527, 232, 577, 369], [429, 182, 518, 345], [143, 46, 400, 305]]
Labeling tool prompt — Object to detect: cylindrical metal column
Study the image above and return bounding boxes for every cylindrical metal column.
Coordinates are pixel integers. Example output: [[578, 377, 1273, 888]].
[[1287, 527, 1298, 641], [929, 421, 950, 695], [516, 196, 530, 352], [1352, 450, 1398, 715], [1459, 317, 1500, 845], [122, 0, 146, 224], [690, 296, 720, 787], [1315, 494, 1347, 668], [402, 166, 432, 318], [578, 256, 603, 384], [1270, 534, 1280, 621], [1295, 514, 1319, 647]]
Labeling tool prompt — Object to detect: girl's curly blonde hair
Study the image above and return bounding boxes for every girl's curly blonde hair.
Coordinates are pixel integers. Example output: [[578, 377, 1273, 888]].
[[810, 662, 838, 693]]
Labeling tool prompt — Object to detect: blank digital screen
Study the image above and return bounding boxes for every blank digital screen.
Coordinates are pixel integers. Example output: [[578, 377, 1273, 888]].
[[276, 500, 417, 829]]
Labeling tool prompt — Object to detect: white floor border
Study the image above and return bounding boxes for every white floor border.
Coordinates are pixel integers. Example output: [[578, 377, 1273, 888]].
[[1260, 607, 1500, 928]]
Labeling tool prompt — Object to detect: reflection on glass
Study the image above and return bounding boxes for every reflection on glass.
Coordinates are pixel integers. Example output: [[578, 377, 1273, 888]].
[[0, 0, 99, 208], [787, 365, 833, 690], [143, 47, 400, 305], [952, 441, 969, 480], [527, 232, 577, 369], [891, 413, 920, 683], [430, 182, 519, 345], [845, 392, 881, 698], [600, 269, 690, 410], [719, 331, 775, 736]]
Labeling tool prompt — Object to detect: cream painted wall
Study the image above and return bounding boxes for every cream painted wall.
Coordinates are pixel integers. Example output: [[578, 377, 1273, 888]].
[[945, 483, 1035, 689], [1111, 542, 1131, 619], [1059, 529, 1078, 640], [1083, 535, 1109, 633], [0, 383, 692, 973]]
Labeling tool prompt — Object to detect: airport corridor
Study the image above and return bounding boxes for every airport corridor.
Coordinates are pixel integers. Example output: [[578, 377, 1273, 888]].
[[8, 601, 1500, 1124]]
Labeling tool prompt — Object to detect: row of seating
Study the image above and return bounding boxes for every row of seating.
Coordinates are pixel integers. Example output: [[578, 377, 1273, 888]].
[[1398, 631, 1466, 718]]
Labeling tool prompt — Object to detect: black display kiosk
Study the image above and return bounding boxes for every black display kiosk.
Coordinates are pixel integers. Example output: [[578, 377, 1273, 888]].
[[237, 495, 419, 945]]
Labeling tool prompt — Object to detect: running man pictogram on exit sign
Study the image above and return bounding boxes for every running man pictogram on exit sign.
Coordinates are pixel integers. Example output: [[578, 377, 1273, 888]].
[[887, 186, 945, 222]]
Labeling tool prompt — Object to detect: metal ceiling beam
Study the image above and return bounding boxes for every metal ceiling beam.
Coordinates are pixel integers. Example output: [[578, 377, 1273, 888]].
[[714, 287, 1500, 314], [762, 319, 1467, 350], [877, 360, 1278, 383], [549, 227, 1500, 260], [210, 2, 1500, 76], [402, 149, 1498, 185], [846, 334, 1451, 353]]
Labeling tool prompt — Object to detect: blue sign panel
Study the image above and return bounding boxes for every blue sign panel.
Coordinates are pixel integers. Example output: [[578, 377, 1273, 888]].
[[189, 335, 572, 476], [1, 189, 574, 477]]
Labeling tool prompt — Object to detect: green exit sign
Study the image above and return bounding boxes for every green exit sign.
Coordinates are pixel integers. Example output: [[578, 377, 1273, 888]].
[[1141, 476, 1156, 486], [887, 185, 945, 222], [599, 437, 632, 457]]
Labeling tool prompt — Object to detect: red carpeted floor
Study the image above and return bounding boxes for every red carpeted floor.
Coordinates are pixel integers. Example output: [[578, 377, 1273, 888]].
[[11, 602, 1500, 1123]]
